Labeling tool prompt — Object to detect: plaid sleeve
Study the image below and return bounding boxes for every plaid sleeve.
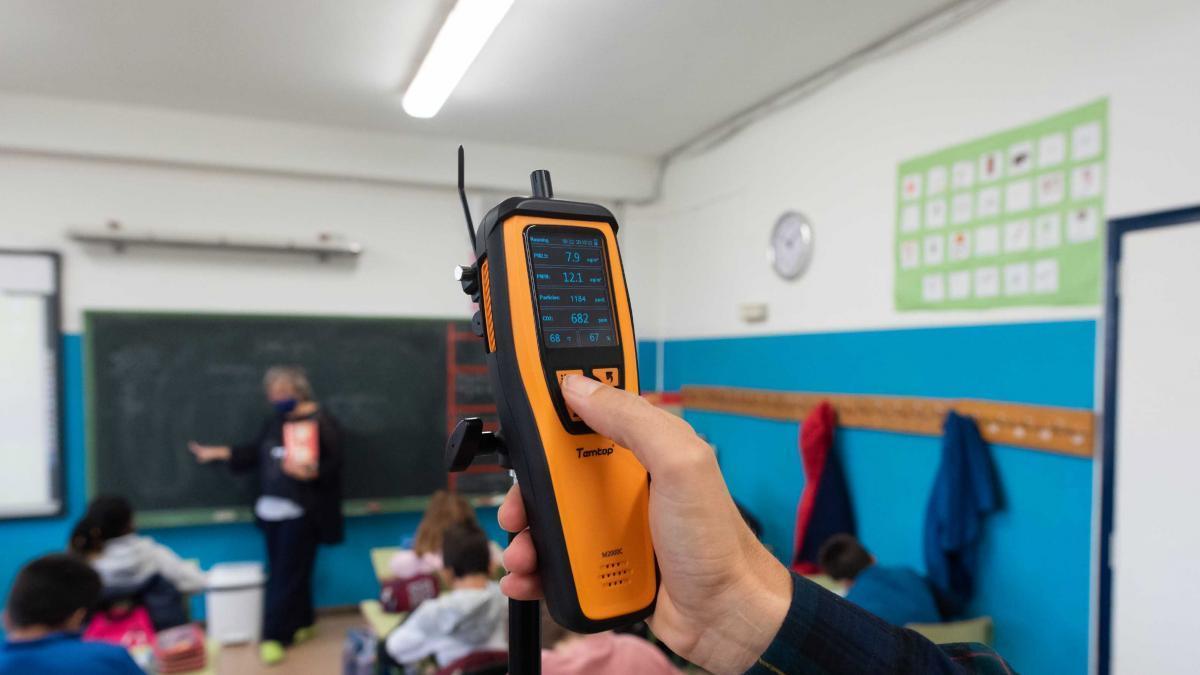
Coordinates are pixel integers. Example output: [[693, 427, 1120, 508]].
[[746, 573, 1010, 675]]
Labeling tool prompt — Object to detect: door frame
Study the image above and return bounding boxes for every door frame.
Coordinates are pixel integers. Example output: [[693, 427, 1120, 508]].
[[1097, 205, 1200, 674]]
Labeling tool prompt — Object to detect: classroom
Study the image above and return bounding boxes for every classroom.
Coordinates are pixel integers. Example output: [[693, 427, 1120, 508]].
[[0, 1, 1196, 674]]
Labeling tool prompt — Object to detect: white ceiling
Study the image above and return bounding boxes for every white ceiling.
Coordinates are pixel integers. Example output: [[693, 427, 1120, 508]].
[[0, 0, 958, 157]]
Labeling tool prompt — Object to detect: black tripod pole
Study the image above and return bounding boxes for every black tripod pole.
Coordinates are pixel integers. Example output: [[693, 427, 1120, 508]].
[[507, 468, 540, 674], [508, 541, 541, 675]]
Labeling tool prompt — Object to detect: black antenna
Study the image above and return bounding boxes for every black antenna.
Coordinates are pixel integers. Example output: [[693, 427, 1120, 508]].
[[458, 145, 476, 250], [530, 169, 553, 199]]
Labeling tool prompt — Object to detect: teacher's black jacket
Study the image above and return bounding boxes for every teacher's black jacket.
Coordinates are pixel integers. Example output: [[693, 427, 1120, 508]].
[[230, 409, 345, 545]]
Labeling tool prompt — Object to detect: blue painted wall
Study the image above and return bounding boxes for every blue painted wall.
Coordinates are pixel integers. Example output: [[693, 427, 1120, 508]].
[[663, 321, 1096, 675], [2, 326, 1095, 672], [0, 334, 505, 633]]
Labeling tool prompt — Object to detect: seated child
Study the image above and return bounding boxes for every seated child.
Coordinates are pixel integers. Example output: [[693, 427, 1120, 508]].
[[70, 495, 207, 628], [397, 489, 501, 575], [0, 553, 142, 675], [818, 533, 942, 627], [540, 605, 679, 675], [385, 523, 507, 667]]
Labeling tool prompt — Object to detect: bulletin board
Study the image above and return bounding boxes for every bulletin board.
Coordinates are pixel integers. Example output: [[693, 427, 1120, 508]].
[[894, 99, 1108, 310]]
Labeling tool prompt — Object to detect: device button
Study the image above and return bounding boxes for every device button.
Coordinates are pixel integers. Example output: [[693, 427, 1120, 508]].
[[592, 367, 620, 387], [555, 370, 585, 421], [471, 311, 485, 338], [556, 369, 584, 386]]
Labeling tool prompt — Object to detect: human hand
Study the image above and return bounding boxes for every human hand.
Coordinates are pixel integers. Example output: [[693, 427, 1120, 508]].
[[188, 441, 231, 463], [498, 375, 792, 674], [282, 457, 319, 481]]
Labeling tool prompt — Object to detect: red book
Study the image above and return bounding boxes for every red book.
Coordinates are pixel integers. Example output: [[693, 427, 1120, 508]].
[[283, 419, 320, 466], [154, 624, 206, 672]]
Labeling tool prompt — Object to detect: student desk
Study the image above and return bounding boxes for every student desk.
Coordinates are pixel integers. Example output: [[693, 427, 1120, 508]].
[[359, 599, 406, 639], [361, 547, 406, 638], [907, 616, 994, 646]]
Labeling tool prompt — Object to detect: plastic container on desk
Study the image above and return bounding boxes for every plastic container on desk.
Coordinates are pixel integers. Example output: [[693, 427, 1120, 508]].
[[205, 562, 265, 645]]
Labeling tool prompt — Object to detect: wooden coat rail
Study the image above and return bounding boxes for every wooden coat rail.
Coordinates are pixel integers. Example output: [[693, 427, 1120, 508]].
[[680, 386, 1095, 458]]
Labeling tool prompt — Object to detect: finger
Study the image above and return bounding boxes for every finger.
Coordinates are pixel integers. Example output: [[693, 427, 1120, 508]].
[[498, 484, 527, 533], [499, 572, 544, 601], [561, 375, 706, 482], [502, 529, 538, 575]]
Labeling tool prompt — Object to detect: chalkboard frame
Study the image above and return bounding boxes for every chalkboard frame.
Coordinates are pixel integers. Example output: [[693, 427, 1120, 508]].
[[0, 249, 66, 522], [84, 310, 506, 528]]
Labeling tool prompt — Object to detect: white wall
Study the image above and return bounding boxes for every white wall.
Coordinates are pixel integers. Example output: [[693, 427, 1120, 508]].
[[0, 90, 656, 333], [0, 93, 659, 202], [0, 152, 482, 331], [0, 93, 661, 332], [626, 0, 1200, 339]]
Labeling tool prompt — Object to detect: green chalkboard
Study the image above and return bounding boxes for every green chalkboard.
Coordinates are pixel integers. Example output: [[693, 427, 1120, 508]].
[[86, 312, 494, 526]]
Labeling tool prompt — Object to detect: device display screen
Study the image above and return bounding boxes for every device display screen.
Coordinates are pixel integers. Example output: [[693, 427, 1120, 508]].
[[527, 226, 618, 349]]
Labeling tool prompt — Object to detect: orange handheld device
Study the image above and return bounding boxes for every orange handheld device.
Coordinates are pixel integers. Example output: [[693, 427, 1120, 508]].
[[447, 150, 657, 634]]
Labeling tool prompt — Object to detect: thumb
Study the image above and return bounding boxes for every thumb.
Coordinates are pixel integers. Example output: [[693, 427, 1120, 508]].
[[561, 375, 709, 488]]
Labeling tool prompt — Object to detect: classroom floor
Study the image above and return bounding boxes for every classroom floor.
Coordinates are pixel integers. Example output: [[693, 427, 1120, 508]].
[[217, 611, 360, 675]]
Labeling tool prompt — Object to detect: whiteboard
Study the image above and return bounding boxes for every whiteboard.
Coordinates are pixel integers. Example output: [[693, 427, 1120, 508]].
[[0, 251, 62, 518], [1110, 219, 1200, 672]]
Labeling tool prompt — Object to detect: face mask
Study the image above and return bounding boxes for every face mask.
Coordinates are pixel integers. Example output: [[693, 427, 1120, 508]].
[[272, 398, 298, 416]]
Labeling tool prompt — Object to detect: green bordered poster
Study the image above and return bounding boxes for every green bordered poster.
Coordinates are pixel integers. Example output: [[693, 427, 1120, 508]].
[[894, 99, 1108, 310]]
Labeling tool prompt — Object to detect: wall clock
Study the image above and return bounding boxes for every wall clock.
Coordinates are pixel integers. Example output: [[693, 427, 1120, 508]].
[[768, 211, 814, 280]]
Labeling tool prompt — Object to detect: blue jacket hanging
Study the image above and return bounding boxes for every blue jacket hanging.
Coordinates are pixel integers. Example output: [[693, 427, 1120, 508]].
[[923, 411, 1001, 613]]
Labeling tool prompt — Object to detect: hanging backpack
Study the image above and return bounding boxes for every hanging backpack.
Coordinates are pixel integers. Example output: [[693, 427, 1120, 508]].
[[379, 572, 439, 613]]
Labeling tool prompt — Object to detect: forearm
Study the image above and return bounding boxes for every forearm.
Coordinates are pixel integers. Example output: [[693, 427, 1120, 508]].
[[227, 442, 263, 472], [152, 543, 208, 593], [747, 573, 967, 675]]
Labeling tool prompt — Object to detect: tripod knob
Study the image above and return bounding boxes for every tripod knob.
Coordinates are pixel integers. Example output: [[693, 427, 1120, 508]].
[[455, 264, 480, 296], [446, 417, 505, 472]]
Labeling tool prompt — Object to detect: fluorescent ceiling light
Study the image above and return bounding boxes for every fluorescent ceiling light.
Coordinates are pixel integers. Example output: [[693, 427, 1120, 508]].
[[402, 0, 515, 118]]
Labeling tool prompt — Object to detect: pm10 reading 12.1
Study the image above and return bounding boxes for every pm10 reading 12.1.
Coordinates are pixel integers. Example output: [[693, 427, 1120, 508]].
[[527, 227, 618, 349]]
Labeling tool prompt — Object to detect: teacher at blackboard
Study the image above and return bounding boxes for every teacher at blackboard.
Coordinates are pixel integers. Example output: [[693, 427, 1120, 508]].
[[187, 365, 344, 667]]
